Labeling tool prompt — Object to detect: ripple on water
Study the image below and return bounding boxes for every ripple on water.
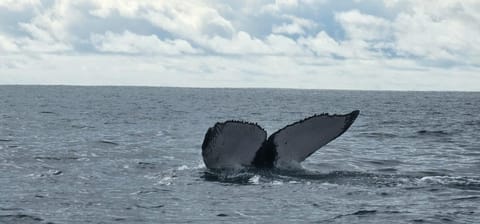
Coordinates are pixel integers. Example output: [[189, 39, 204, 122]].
[[0, 207, 23, 211], [34, 156, 80, 161], [201, 170, 258, 185], [0, 214, 43, 223], [450, 196, 480, 201], [201, 169, 417, 188], [365, 159, 403, 166], [329, 210, 378, 221], [97, 140, 119, 145], [418, 176, 480, 190], [416, 130, 450, 136], [1, 87, 479, 223], [356, 132, 399, 138], [39, 111, 57, 115], [136, 162, 157, 169], [135, 204, 165, 209]]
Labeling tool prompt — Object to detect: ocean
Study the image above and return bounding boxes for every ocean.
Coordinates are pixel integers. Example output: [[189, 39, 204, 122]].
[[0, 86, 479, 223]]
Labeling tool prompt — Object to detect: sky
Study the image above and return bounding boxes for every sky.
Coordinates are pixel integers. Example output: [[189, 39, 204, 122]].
[[0, 0, 479, 91]]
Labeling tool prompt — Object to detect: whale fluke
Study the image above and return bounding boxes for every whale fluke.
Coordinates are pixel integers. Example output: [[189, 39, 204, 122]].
[[202, 110, 359, 169], [202, 121, 266, 169]]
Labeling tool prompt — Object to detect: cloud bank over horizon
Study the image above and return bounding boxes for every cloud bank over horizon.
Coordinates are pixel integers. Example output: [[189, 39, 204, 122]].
[[1, 0, 479, 91]]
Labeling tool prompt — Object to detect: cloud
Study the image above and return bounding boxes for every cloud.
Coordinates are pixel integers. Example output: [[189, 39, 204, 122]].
[[206, 31, 271, 54], [261, 0, 300, 13], [298, 31, 343, 57], [90, 30, 199, 55], [335, 10, 392, 41], [272, 15, 317, 35], [4, 0, 77, 53], [0, 34, 19, 52], [88, 1, 235, 41], [0, 0, 41, 11], [392, 1, 480, 64], [0, 0, 479, 91], [261, 0, 326, 13], [202, 32, 307, 56]]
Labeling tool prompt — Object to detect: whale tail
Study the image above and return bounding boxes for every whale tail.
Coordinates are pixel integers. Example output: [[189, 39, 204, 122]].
[[201, 121, 266, 169], [201, 110, 359, 169]]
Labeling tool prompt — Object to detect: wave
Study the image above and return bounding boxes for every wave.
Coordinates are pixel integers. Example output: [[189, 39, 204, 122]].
[[364, 159, 403, 166], [97, 139, 119, 145], [416, 130, 450, 136], [201, 168, 405, 186], [34, 156, 79, 161], [39, 111, 57, 115], [356, 132, 398, 138], [418, 176, 480, 190], [464, 120, 480, 126], [201, 170, 258, 184], [331, 209, 378, 220], [450, 196, 480, 201], [0, 214, 43, 223], [200, 167, 480, 191]]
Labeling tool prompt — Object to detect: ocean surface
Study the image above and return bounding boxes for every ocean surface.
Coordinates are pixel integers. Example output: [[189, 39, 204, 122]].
[[0, 86, 479, 223]]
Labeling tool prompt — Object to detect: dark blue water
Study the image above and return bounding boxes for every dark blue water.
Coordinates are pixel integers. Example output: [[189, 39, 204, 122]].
[[1, 86, 479, 223]]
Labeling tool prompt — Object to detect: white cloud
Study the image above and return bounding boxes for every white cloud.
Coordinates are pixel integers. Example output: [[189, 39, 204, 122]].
[[203, 31, 307, 55], [262, 0, 299, 13], [0, 32, 71, 54], [88, 1, 235, 42], [90, 30, 199, 55], [9, 0, 78, 53], [261, 0, 325, 13], [272, 15, 317, 35], [298, 31, 343, 57], [0, 0, 40, 11], [0, 0, 479, 91], [206, 31, 271, 54], [266, 34, 307, 55], [0, 34, 19, 52], [392, 1, 480, 63], [3, 54, 478, 91], [335, 10, 392, 41]]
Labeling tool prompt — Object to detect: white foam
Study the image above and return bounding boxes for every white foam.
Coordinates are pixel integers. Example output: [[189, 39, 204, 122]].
[[156, 131, 165, 136], [419, 175, 480, 186], [158, 176, 173, 186], [1, 162, 22, 169], [162, 156, 174, 160], [194, 162, 206, 169], [319, 182, 339, 187], [248, 175, 260, 185], [419, 176, 456, 185], [177, 165, 189, 171], [271, 180, 283, 185], [234, 211, 256, 218]]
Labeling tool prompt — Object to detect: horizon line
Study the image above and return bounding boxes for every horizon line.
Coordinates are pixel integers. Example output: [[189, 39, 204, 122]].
[[1, 84, 479, 93]]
